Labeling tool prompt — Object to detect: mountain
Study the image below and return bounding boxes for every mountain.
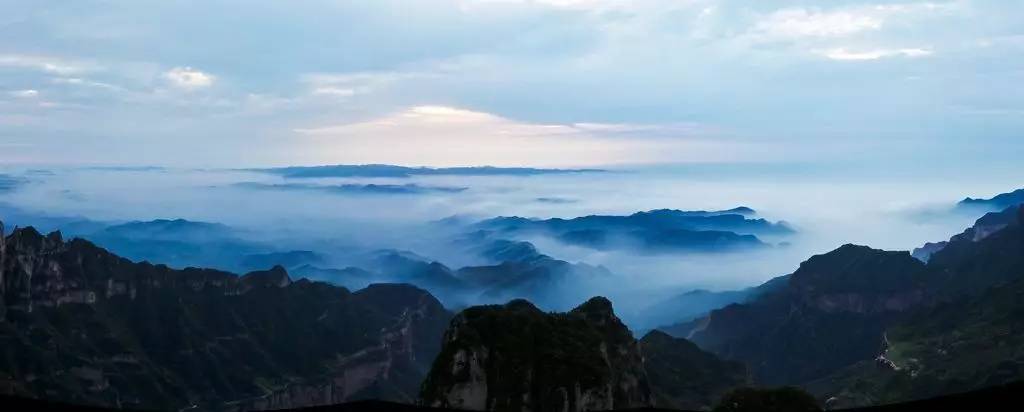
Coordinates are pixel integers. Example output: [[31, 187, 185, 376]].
[[83, 219, 265, 272], [679, 244, 932, 385], [255, 165, 603, 179], [640, 330, 750, 411], [639, 275, 790, 333], [290, 265, 378, 290], [804, 213, 1024, 408], [240, 251, 326, 272], [234, 182, 468, 195], [958, 188, 1024, 212], [912, 204, 1022, 262], [454, 254, 612, 311], [0, 223, 452, 411], [0, 174, 23, 192], [474, 209, 792, 254], [634, 289, 753, 332], [419, 297, 652, 411], [926, 206, 1024, 296], [674, 205, 1024, 407], [419, 296, 756, 412]]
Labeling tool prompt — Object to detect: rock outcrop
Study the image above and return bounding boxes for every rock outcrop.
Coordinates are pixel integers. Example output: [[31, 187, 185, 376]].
[[420, 297, 652, 412]]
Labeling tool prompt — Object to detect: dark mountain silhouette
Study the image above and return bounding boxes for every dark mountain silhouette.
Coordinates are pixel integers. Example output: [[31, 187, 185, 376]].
[[666, 205, 1024, 408], [420, 297, 653, 411], [5, 380, 1024, 411], [640, 330, 750, 410], [0, 223, 452, 411]]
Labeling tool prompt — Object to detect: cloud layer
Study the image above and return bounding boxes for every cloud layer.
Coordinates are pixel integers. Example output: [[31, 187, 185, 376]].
[[1, 0, 1022, 168]]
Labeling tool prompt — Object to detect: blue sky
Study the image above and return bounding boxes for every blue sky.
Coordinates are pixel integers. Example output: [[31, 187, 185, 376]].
[[1, 0, 1022, 168]]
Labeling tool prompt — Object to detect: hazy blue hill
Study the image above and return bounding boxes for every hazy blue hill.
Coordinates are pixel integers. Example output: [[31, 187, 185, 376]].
[[83, 219, 265, 272], [913, 204, 1022, 262], [234, 182, 468, 195], [256, 164, 603, 179], [99, 219, 234, 241], [290, 265, 378, 290], [0, 203, 109, 238], [0, 223, 452, 411], [240, 250, 326, 272], [475, 208, 792, 254], [958, 187, 1024, 212], [0, 174, 24, 192]]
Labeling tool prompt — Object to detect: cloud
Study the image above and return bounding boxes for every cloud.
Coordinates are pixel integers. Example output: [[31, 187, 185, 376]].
[[754, 8, 885, 39], [292, 105, 749, 167], [303, 71, 438, 98], [164, 67, 215, 89], [0, 54, 95, 75], [820, 47, 934, 61], [10, 89, 39, 98]]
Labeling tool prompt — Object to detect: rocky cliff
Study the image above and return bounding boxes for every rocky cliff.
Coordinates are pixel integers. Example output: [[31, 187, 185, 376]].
[[420, 297, 652, 412], [0, 223, 451, 411]]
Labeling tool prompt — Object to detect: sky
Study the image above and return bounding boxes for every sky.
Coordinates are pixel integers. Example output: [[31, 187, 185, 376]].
[[1, 0, 1023, 168]]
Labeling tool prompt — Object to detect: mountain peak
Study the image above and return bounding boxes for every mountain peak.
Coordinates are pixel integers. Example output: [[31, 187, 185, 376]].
[[240, 265, 293, 288], [571, 296, 615, 317]]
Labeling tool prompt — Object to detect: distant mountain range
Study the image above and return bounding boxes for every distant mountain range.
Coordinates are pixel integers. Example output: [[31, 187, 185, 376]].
[[253, 164, 604, 179], [472, 208, 793, 254], [958, 187, 1024, 212], [0, 174, 23, 192], [913, 186, 1024, 260], [233, 182, 468, 195]]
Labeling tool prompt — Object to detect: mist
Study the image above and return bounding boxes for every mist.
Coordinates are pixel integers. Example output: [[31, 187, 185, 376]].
[[0, 162, 1019, 330]]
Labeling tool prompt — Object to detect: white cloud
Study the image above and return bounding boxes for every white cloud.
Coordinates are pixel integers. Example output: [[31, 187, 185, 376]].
[[51, 77, 121, 91], [754, 8, 884, 39], [164, 67, 214, 89], [293, 105, 745, 167], [303, 71, 437, 98], [751, 3, 961, 42], [821, 47, 933, 61], [10, 89, 39, 98], [311, 87, 357, 98], [0, 54, 94, 75]]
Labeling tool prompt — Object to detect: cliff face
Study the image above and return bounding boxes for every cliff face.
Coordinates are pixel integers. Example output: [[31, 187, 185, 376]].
[[420, 297, 652, 412], [0, 224, 451, 411]]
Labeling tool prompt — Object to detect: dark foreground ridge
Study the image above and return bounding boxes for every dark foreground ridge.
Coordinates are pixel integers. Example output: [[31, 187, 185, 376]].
[[3, 380, 1023, 412]]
